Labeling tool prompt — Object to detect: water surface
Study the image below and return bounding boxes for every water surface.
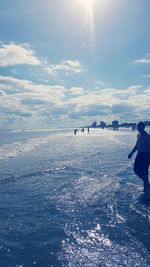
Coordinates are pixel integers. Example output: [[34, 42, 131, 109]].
[[0, 128, 150, 267]]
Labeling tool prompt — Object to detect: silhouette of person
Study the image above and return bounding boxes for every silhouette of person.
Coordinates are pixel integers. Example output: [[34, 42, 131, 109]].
[[128, 121, 150, 193], [74, 129, 78, 135]]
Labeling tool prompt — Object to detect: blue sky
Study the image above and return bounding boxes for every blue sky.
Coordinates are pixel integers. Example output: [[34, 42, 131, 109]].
[[0, 0, 150, 129]]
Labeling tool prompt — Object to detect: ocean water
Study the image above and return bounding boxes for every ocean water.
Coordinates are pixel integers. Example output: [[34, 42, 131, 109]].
[[0, 128, 150, 267]]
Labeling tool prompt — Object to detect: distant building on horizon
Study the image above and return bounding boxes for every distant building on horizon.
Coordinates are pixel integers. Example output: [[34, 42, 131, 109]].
[[89, 119, 150, 129], [112, 120, 119, 130], [99, 121, 106, 129], [91, 121, 97, 128]]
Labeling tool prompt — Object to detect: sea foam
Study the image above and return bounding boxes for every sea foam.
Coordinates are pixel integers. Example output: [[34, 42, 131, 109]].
[[0, 135, 53, 160]]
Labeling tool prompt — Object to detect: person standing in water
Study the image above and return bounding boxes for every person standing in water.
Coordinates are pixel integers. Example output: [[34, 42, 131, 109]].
[[128, 121, 150, 193]]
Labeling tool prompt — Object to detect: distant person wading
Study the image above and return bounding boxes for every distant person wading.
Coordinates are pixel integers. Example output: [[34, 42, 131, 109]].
[[128, 121, 150, 193]]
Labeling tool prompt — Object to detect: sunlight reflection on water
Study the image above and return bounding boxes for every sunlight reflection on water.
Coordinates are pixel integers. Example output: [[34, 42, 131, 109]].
[[0, 129, 150, 266]]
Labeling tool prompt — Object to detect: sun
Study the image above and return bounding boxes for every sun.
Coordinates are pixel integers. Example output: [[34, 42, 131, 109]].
[[77, 0, 95, 8], [78, 0, 94, 4]]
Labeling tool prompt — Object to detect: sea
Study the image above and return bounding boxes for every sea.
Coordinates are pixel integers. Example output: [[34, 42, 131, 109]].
[[0, 128, 150, 267]]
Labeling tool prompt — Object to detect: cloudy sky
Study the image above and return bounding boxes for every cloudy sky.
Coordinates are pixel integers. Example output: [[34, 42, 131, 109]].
[[0, 0, 150, 129]]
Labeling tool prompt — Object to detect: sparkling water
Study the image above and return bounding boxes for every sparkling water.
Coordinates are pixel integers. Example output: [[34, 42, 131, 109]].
[[0, 128, 150, 267]]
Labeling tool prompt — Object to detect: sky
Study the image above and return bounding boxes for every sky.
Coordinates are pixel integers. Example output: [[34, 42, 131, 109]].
[[0, 0, 150, 129]]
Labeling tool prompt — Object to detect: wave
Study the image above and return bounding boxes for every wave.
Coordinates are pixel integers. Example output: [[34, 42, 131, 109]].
[[0, 135, 55, 161], [0, 166, 67, 185]]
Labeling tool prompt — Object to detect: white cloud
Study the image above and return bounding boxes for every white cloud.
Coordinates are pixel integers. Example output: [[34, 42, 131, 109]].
[[0, 75, 33, 89], [45, 60, 85, 76], [0, 43, 41, 67], [0, 76, 67, 128], [0, 75, 66, 105], [0, 42, 85, 77], [142, 74, 150, 78], [55, 60, 83, 73], [134, 59, 150, 64], [0, 75, 150, 128], [127, 85, 142, 94], [69, 87, 85, 95], [134, 53, 150, 64], [67, 88, 120, 108], [95, 80, 108, 88], [66, 84, 150, 122]]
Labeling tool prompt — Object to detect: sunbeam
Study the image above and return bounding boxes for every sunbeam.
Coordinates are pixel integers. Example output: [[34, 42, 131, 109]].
[[77, 0, 96, 48]]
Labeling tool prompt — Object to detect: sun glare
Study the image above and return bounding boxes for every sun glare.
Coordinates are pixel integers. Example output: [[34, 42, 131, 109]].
[[77, 0, 95, 11], [78, 0, 95, 6], [77, 0, 96, 47]]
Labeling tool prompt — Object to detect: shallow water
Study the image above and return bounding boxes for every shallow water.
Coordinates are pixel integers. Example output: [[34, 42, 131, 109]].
[[0, 128, 150, 267]]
